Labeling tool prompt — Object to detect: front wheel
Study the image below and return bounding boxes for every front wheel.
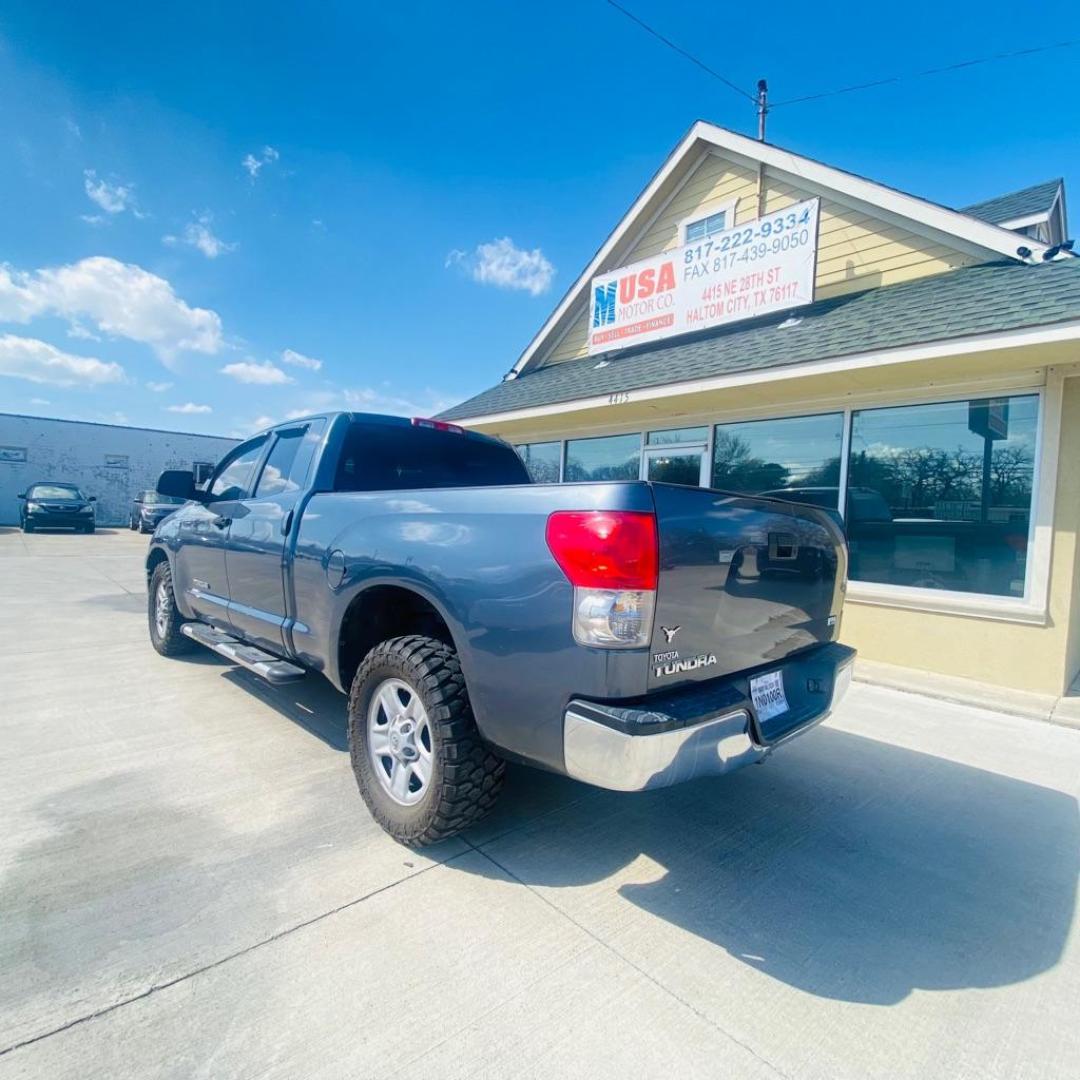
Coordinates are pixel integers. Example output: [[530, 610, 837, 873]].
[[129, 516, 138, 531], [348, 635, 505, 846], [22, 519, 33, 533], [148, 560, 196, 657]]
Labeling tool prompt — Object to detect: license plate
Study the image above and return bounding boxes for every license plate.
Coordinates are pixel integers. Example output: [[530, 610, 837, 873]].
[[750, 670, 789, 722]]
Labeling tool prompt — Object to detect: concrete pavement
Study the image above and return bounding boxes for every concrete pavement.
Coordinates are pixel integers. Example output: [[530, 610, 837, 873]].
[[1, 528, 1078, 1079]]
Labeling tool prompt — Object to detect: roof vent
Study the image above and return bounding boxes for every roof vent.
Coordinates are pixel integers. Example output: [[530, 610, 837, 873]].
[[778, 315, 803, 329], [593, 359, 610, 369]]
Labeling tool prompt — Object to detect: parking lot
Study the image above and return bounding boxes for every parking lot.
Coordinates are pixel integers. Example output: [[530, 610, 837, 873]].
[[1, 527, 1078, 1079]]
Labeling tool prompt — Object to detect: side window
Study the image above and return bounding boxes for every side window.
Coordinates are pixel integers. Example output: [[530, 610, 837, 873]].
[[255, 429, 306, 497], [208, 437, 268, 501]]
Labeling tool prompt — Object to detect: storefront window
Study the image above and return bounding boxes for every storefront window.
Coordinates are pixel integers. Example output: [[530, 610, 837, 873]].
[[846, 394, 1038, 597], [711, 413, 843, 502], [515, 441, 561, 483], [565, 433, 641, 482]]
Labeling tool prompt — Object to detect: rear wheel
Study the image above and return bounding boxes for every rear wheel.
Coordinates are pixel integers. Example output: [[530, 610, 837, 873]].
[[148, 560, 196, 657], [348, 635, 505, 845]]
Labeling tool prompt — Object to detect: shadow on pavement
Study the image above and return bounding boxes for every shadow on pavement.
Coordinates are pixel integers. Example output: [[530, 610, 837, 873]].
[[465, 727, 1079, 1007]]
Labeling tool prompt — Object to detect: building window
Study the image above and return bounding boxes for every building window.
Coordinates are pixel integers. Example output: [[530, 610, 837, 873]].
[[712, 413, 844, 502], [0, 446, 28, 464], [104, 454, 129, 469], [846, 394, 1038, 597], [685, 210, 730, 243], [515, 441, 561, 483], [192, 461, 214, 485], [565, 433, 641, 482]]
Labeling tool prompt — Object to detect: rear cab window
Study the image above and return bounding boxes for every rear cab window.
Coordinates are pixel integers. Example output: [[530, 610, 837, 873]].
[[333, 422, 529, 492]]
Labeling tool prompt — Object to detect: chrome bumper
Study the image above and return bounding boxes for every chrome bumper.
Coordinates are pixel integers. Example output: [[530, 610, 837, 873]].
[[563, 648, 854, 793]]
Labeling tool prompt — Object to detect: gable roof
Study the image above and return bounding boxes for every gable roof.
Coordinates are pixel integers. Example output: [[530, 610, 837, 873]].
[[962, 179, 1063, 226], [441, 259, 1080, 423], [509, 120, 1054, 379]]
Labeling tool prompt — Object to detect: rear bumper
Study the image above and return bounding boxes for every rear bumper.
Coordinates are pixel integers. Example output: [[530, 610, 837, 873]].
[[563, 643, 855, 792]]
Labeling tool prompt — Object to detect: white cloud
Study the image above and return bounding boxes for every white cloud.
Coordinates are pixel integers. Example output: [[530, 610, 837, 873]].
[[163, 213, 236, 258], [0, 334, 125, 387], [0, 256, 223, 362], [30, 397, 51, 405], [83, 170, 142, 217], [166, 402, 212, 414], [220, 360, 292, 385], [146, 380, 173, 392], [242, 145, 280, 180], [447, 237, 554, 296], [342, 385, 456, 418], [66, 322, 101, 341], [281, 347, 322, 371]]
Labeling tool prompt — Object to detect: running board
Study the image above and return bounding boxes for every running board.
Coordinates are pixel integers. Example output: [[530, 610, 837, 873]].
[[181, 623, 306, 684]]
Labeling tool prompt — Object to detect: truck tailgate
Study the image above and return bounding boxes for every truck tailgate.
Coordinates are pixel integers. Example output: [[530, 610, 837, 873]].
[[648, 483, 846, 692]]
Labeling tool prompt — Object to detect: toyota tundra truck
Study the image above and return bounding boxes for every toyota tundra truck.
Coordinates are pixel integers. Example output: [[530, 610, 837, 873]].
[[146, 412, 854, 845]]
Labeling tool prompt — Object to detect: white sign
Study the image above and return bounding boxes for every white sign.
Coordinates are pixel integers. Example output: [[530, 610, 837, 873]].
[[587, 198, 820, 355]]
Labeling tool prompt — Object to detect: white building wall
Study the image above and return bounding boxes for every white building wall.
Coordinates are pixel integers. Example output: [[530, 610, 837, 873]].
[[0, 414, 239, 526]]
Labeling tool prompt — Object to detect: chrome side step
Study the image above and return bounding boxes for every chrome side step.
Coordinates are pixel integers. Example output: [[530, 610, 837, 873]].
[[181, 622, 306, 684]]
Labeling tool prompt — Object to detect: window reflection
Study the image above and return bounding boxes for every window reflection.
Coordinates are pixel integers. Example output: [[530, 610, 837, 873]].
[[846, 395, 1037, 596], [712, 413, 843, 501], [515, 441, 561, 483], [565, 433, 641, 482]]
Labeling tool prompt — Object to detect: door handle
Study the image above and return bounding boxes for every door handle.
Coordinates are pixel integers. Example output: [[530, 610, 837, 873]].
[[282, 509, 294, 535], [212, 515, 232, 529]]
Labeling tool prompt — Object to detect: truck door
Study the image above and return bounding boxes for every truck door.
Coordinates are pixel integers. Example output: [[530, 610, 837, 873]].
[[225, 420, 325, 653], [174, 434, 270, 628]]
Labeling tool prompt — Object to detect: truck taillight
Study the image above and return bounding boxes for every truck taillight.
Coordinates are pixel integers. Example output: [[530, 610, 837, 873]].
[[545, 511, 657, 648]]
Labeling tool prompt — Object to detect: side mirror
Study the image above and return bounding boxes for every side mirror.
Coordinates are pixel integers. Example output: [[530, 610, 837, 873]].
[[88, 495, 97, 502], [157, 469, 198, 501], [16, 493, 25, 500]]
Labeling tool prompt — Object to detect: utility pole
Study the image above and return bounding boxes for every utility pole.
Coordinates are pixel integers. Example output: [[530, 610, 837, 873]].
[[756, 79, 768, 141]]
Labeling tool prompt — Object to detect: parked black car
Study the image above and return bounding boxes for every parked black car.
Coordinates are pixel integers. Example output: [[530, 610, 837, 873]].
[[17, 482, 96, 533], [130, 490, 186, 533]]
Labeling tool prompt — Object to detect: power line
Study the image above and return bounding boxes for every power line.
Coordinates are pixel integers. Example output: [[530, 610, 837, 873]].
[[604, 0, 1078, 116], [772, 40, 1080, 107], [604, 0, 755, 103]]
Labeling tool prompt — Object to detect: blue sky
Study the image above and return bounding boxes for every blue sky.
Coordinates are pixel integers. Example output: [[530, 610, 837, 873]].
[[0, 1, 1077, 437]]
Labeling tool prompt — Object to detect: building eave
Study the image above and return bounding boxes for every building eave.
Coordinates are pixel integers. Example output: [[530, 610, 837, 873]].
[[459, 319, 1080, 429]]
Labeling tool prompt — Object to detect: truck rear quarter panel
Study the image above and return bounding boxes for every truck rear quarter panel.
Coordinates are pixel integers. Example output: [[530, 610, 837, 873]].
[[291, 482, 656, 772]]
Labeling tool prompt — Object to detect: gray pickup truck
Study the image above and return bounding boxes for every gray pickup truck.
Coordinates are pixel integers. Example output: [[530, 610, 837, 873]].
[[147, 412, 854, 844]]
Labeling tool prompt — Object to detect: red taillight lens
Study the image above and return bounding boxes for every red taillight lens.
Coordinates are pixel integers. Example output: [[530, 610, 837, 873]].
[[545, 511, 658, 591]]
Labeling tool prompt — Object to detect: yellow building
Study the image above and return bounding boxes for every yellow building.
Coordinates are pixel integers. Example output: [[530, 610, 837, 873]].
[[442, 122, 1080, 699]]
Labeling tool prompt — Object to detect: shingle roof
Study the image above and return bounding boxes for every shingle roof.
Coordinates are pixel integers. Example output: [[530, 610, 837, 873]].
[[962, 179, 1062, 225], [441, 259, 1080, 421]]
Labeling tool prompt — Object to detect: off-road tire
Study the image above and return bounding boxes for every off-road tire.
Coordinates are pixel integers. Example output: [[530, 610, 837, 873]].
[[148, 560, 196, 657], [348, 635, 505, 845]]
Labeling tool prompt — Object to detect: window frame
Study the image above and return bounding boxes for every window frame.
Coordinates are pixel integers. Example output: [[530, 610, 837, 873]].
[[500, 373, 1057, 622], [252, 425, 309, 499], [679, 198, 739, 244]]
